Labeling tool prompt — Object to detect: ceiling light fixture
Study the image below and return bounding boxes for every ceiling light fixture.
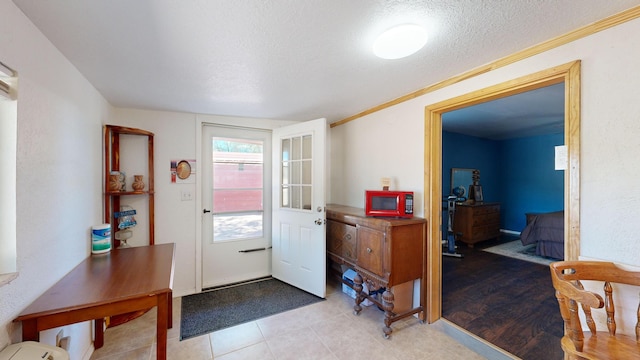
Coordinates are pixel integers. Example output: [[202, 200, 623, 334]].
[[373, 24, 428, 60]]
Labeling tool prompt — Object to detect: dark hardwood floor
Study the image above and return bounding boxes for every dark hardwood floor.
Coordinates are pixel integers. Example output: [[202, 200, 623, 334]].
[[442, 235, 564, 360]]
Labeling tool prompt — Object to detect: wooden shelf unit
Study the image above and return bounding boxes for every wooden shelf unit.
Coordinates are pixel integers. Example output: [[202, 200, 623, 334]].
[[103, 125, 155, 248]]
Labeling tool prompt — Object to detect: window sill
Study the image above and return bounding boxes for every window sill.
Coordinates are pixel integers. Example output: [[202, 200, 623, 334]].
[[0, 272, 18, 287]]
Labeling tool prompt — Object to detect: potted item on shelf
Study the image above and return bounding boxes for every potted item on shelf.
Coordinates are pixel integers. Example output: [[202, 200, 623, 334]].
[[109, 173, 121, 192], [132, 175, 145, 191]]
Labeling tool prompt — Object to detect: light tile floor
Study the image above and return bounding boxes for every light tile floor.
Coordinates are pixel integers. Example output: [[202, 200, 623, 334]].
[[90, 280, 488, 360]]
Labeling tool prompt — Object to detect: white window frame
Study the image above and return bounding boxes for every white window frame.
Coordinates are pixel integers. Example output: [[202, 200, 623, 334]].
[[0, 60, 18, 286]]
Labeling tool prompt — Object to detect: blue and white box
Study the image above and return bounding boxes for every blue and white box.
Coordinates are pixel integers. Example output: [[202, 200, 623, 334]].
[[342, 269, 373, 306]]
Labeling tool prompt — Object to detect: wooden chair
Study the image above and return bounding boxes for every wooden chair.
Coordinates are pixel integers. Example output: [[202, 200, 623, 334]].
[[549, 261, 640, 359]]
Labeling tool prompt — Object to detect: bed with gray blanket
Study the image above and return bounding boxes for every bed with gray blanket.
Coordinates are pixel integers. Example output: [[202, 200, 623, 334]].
[[520, 211, 564, 260]]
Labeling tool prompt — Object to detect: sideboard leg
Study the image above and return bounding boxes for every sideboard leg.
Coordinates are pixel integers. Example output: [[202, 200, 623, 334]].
[[382, 288, 395, 339], [353, 272, 364, 315]]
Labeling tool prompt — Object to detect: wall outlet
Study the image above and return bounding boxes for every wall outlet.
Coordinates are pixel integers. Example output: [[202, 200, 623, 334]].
[[59, 336, 71, 350], [181, 190, 193, 201]]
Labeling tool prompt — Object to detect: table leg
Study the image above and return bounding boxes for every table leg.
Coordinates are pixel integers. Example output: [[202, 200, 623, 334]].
[[94, 318, 104, 349], [21, 320, 39, 341], [168, 292, 173, 329], [156, 293, 168, 360]]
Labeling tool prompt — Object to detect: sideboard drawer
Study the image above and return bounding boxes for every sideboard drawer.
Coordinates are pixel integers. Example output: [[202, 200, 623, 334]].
[[327, 219, 357, 262], [355, 225, 384, 276]]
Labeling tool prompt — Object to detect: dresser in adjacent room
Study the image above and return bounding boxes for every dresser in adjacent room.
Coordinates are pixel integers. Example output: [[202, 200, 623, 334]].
[[452, 202, 500, 246], [326, 204, 427, 338]]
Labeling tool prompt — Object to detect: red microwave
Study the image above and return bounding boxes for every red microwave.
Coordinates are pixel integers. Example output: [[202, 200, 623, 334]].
[[365, 190, 414, 218]]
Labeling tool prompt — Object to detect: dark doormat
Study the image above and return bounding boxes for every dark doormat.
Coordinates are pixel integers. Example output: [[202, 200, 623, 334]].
[[180, 278, 324, 340]]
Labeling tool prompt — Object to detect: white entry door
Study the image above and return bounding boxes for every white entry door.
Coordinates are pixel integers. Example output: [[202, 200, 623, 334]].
[[272, 118, 327, 298], [202, 125, 272, 288]]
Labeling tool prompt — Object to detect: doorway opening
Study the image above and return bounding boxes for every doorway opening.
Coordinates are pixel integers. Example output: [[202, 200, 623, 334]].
[[424, 60, 581, 323], [438, 82, 567, 358]]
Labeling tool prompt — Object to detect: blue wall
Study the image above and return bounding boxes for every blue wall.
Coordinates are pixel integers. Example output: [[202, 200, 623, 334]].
[[442, 132, 501, 201], [442, 131, 564, 234], [499, 133, 564, 231], [442, 132, 501, 235]]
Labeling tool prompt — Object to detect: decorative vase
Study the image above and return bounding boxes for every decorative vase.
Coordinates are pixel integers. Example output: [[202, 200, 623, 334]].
[[118, 171, 126, 191], [132, 175, 145, 191], [109, 174, 121, 192]]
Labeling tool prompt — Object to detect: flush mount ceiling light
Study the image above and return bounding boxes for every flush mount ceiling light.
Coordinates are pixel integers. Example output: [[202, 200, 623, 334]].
[[373, 24, 428, 60]]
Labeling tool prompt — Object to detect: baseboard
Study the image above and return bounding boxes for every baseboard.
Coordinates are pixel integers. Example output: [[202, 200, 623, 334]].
[[500, 229, 521, 235], [202, 276, 272, 292], [172, 288, 194, 298], [81, 343, 94, 360], [432, 319, 520, 360]]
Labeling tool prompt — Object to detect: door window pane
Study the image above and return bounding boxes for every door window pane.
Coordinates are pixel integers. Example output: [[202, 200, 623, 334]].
[[213, 213, 263, 241], [211, 137, 264, 242], [292, 137, 301, 160], [291, 185, 301, 209], [302, 186, 312, 210], [302, 160, 311, 184], [281, 161, 289, 185], [279, 134, 313, 211], [281, 138, 290, 161], [213, 189, 262, 212], [302, 135, 312, 159], [291, 161, 301, 184], [281, 186, 290, 208]]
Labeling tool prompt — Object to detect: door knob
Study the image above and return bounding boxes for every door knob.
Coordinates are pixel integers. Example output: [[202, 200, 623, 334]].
[[315, 218, 324, 225]]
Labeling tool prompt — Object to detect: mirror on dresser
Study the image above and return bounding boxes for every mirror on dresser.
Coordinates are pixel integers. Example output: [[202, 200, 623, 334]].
[[450, 168, 476, 197]]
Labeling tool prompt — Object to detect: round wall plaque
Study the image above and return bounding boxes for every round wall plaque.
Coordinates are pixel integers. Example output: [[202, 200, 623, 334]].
[[176, 160, 191, 179]]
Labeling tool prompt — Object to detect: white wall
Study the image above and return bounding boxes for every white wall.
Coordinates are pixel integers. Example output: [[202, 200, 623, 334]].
[[328, 105, 427, 215], [109, 109, 197, 296], [0, 1, 112, 359], [110, 109, 297, 296], [330, 15, 640, 332]]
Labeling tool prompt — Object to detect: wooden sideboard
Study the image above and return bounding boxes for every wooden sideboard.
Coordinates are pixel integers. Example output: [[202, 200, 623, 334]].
[[452, 202, 500, 246], [326, 204, 427, 338]]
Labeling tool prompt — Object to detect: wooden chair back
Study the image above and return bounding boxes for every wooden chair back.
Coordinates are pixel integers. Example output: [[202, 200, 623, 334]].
[[549, 261, 640, 359]]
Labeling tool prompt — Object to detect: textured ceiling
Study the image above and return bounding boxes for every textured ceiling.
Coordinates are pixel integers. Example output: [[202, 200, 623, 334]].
[[11, 0, 640, 134]]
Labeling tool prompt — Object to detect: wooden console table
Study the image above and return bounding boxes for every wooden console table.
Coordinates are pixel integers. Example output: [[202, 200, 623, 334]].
[[15, 244, 175, 360], [326, 204, 427, 338]]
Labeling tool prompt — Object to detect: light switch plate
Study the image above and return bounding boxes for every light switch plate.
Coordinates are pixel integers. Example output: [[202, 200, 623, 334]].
[[181, 190, 193, 201]]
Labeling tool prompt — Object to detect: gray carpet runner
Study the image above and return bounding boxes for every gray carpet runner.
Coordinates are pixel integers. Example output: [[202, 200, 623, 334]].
[[180, 278, 324, 340]]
